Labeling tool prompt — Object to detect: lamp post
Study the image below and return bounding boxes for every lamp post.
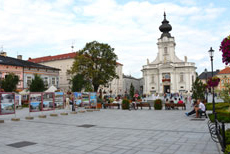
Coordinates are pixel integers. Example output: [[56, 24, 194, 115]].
[[208, 47, 217, 123], [204, 68, 208, 103]]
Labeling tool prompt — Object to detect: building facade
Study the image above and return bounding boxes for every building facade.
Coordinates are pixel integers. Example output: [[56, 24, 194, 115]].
[[28, 52, 123, 95], [216, 66, 230, 90], [142, 13, 196, 95], [123, 75, 143, 95], [0, 54, 60, 90]]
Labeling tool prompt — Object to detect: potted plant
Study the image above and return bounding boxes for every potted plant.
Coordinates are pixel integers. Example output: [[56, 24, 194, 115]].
[[207, 77, 220, 88], [122, 99, 130, 110], [220, 35, 230, 65], [154, 99, 162, 110]]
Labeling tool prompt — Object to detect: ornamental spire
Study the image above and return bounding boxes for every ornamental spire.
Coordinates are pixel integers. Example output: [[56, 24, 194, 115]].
[[159, 12, 172, 38]]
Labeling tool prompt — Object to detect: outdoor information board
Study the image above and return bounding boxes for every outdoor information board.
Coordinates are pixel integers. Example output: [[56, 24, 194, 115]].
[[82, 92, 90, 106], [89, 92, 97, 107], [0, 93, 15, 115], [73, 92, 82, 107], [29, 93, 42, 112], [42, 93, 54, 111], [54, 92, 64, 109]]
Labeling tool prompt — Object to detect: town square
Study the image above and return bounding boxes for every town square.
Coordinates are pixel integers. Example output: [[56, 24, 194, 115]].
[[0, 0, 230, 154]]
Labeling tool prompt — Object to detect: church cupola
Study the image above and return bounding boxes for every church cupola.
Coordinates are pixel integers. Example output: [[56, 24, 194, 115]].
[[159, 12, 172, 38]]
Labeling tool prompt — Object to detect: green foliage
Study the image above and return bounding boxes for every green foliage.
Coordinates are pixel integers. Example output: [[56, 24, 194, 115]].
[[29, 74, 45, 92], [206, 103, 230, 111], [129, 83, 134, 98], [192, 77, 205, 101], [70, 74, 87, 92], [122, 99, 130, 110], [68, 41, 118, 92], [154, 99, 162, 110], [226, 129, 230, 145], [208, 113, 230, 123], [218, 83, 230, 107], [1, 73, 19, 92], [225, 144, 230, 154], [84, 82, 93, 92]]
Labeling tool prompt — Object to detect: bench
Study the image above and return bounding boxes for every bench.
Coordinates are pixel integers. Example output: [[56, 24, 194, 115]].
[[104, 103, 120, 109], [165, 103, 186, 110], [136, 102, 151, 110]]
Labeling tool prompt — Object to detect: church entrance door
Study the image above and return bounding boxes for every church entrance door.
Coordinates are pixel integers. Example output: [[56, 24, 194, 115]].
[[164, 85, 170, 93]]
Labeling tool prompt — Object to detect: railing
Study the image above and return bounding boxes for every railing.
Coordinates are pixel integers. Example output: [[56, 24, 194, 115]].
[[208, 119, 226, 152]]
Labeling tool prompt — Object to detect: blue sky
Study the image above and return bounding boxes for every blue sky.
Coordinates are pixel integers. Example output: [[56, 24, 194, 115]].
[[0, 0, 229, 78]]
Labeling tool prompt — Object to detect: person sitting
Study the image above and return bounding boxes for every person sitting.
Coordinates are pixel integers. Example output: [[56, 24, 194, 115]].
[[165, 98, 170, 110], [185, 100, 198, 116], [185, 99, 205, 118], [178, 98, 184, 104]]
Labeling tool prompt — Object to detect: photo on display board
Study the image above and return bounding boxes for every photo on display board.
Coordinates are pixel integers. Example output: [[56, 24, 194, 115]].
[[73, 92, 82, 107], [43, 93, 54, 111], [0, 93, 15, 114], [82, 92, 89, 106], [30, 93, 42, 112], [54, 92, 64, 109], [90, 92, 97, 106]]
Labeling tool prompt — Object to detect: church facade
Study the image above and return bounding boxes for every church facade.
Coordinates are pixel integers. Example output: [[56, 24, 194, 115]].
[[142, 13, 196, 95]]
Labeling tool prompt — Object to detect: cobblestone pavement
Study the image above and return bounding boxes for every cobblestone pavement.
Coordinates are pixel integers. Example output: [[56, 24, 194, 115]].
[[0, 106, 220, 154]]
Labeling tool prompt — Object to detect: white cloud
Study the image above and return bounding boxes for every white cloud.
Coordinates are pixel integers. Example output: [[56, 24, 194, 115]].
[[0, 0, 228, 78]]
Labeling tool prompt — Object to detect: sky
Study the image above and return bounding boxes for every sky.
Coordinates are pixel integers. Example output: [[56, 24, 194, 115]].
[[0, 0, 229, 78]]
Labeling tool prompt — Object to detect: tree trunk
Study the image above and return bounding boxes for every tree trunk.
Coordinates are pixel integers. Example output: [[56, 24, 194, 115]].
[[94, 84, 99, 92]]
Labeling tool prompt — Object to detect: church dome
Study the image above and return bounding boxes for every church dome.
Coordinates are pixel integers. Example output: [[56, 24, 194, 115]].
[[159, 12, 172, 38]]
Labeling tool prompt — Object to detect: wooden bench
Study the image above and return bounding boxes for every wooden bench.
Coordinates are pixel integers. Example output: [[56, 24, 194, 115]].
[[165, 103, 186, 110], [136, 102, 151, 110], [104, 103, 120, 109]]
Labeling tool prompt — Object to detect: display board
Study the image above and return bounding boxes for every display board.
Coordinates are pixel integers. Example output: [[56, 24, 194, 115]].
[[82, 92, 90, 106], [0, 93, 15, 115], [42, 93, 54, 111], [73, 92, 82, 107], [54, 92, 64, 109], [29, 93, 42, 112], [89, 92, 97, 106]]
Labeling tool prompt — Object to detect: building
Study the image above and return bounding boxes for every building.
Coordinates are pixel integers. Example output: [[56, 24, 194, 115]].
[[198, 69, 220, 84], [28, 52, 123, 95], [123, 75, 143, 96], [0, 54, 59, 90], [142, 12, 196, 95], [216, 66, 230, 90]]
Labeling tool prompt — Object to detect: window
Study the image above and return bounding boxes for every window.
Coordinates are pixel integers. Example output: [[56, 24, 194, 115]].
[[27, 76, 32, 86], [43, 77, 48, 87], [164, 47, 167, 54], [180, 73, 184, 82], [52, 77, 56, 85]]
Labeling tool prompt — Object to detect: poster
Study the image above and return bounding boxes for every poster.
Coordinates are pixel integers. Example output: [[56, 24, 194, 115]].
[[42, 93, 54, 111], [0, 93, 15, 115], [29, 93, 42, 112], [82, 92, 89, 106], [15, 94, 21, 107], [73, 92, 82, 107], [90, 92, 97, 106], [54, 92, 64, 109]]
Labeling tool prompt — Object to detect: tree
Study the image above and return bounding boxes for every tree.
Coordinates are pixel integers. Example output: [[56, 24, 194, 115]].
[[68, 41, 118, 92], [218, 83, 230, 105], [1, 73, 19, 92], [192, 77, 205, 101], [29, 74, 45, 92], [129, 83, 135, 98], [70, 74, 87, 92]]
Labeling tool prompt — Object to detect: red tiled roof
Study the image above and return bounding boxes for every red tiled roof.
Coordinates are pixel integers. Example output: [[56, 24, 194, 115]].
[[28, 52, 123, 65], [28, 52, 77, 63], [218, 67, 230, 74]]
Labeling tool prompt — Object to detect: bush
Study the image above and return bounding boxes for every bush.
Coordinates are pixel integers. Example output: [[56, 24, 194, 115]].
[[225, 145, 230, 154], [122, 99, 130, 110], [22, 104, 29, 108], [208, 113, 230, 123], [226, 129, 230, 145], [154, 99, 162, 110], [206, 103, 229, 111]]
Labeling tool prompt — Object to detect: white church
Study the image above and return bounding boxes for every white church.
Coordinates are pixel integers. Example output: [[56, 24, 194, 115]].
[[142, 12, 196, 95]]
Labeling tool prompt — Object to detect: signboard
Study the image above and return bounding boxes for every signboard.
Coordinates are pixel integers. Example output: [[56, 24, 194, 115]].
[[29, 93, 42, 112], [42, 93, 54, 111], [73, 92, 82, 107], [0, 93, 15, 115], [82, 92, 90, 106], [89, 92, 97, 106], [54, 92, 64, 109], [15, 94, 22, 107]]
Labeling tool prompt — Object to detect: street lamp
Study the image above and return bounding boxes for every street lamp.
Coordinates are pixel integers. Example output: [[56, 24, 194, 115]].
[[208, 47, 217, 123], [204, 68, 208, 103]]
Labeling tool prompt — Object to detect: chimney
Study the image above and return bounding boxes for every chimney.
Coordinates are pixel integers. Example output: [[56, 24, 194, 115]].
[[0, 52, 7, 57], [17, 55, 22, 60]]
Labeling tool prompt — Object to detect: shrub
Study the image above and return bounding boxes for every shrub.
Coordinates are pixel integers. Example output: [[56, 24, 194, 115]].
[[208, 113, 230, 123], [154, 99, 162, 110], [225, 145, 230, 154], [206, 103, 229, 111], [122, 99, 130, 110], [226, 129, 230, 145]]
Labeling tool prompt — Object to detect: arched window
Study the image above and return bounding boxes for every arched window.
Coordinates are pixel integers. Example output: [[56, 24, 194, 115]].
[[164, 47, 167, 54]]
